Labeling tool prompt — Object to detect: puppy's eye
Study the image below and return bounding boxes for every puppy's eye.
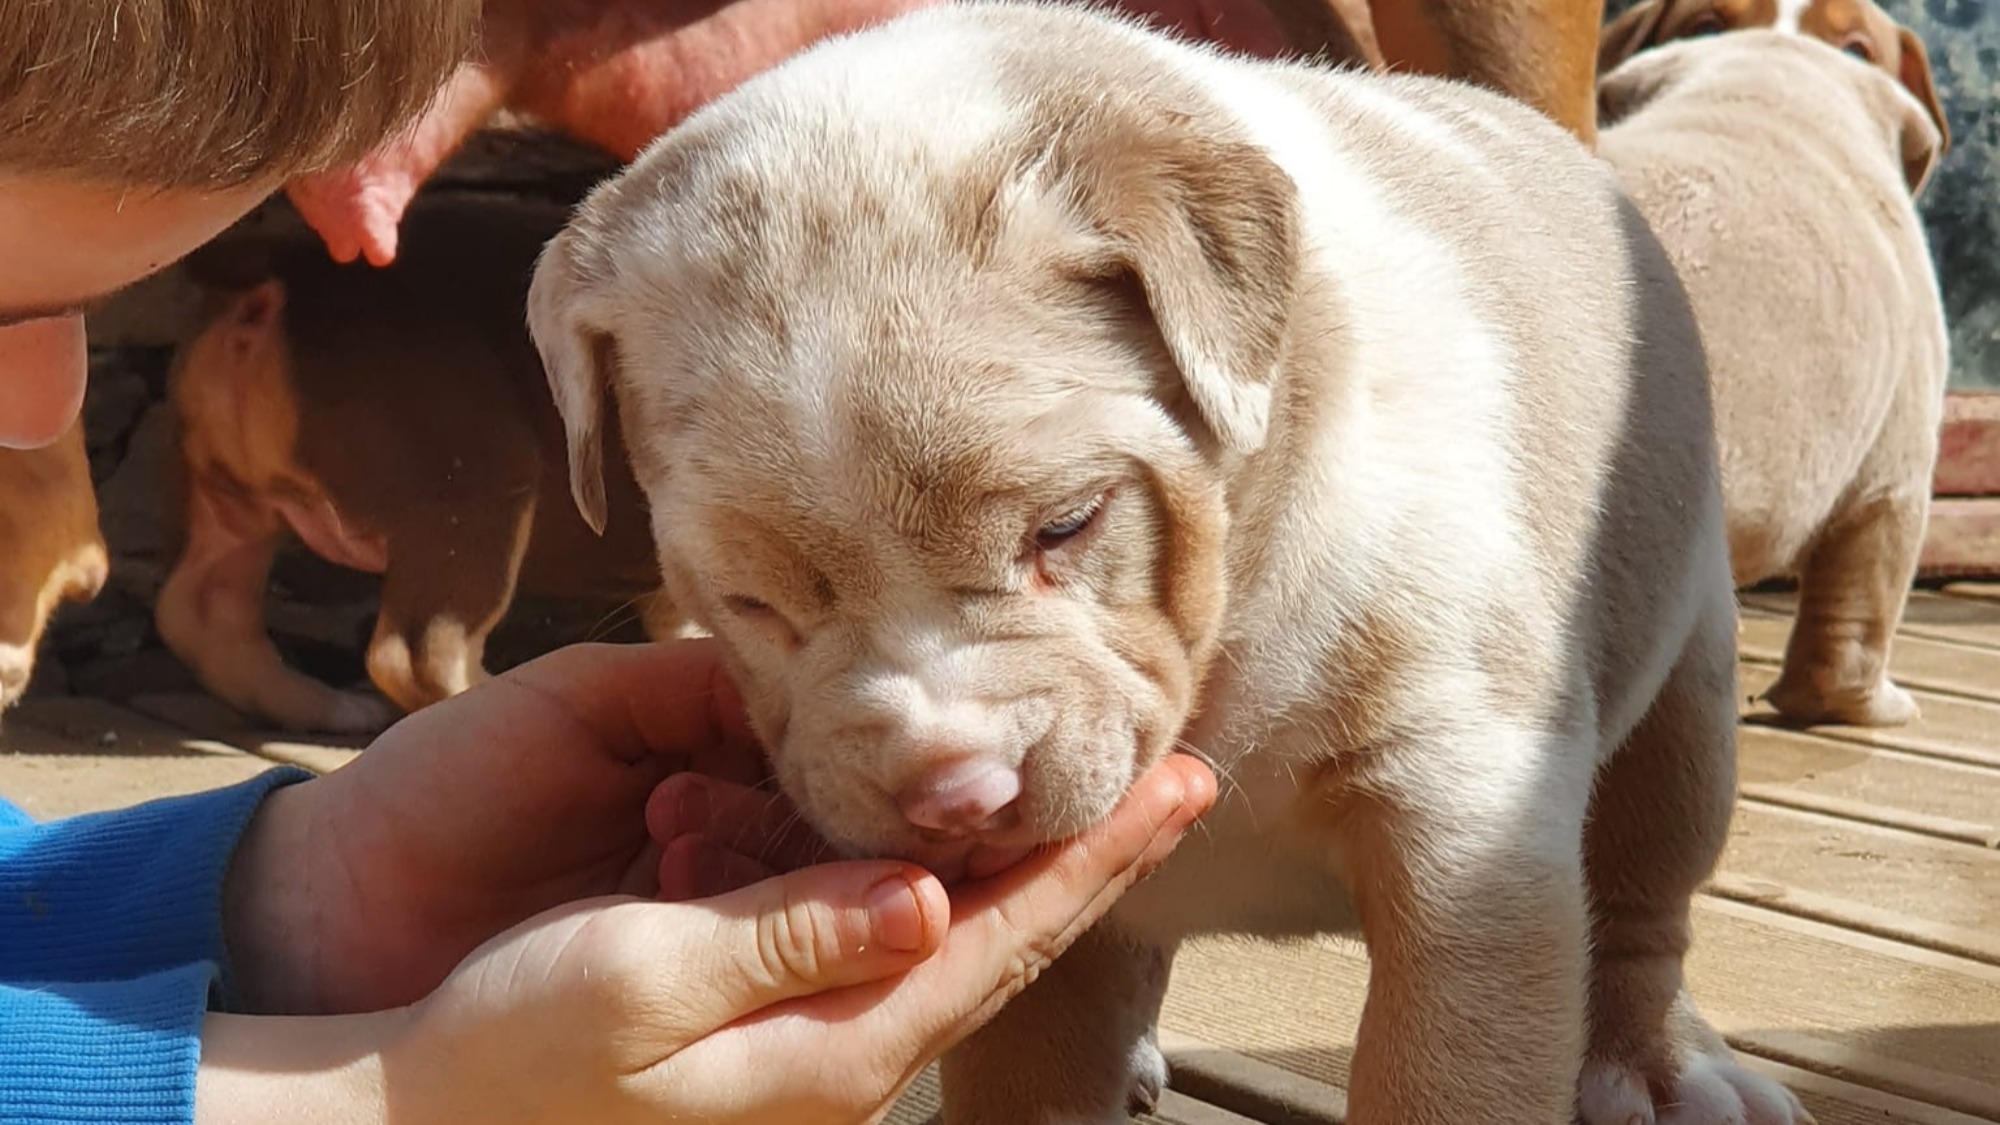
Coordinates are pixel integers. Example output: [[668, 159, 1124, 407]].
[[721, 592, 803, 650], [1035, 498, 1104, 551], [1684, 13, 1727, 35], [1841, 35, 1874, 60]]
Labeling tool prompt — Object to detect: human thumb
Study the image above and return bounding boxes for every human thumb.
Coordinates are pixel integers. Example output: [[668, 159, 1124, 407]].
[[660, 860, 951, 1035]]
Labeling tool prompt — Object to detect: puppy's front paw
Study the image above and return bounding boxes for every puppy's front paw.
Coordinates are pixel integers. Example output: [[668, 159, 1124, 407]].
[[311, 690, 402, 736], [1581, 1033, 1812, 1125], [1126, 1033, 1169, 1116], [1764, 672, 1918, 728]]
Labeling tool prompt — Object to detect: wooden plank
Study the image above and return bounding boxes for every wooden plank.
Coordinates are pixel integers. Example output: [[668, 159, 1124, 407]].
[[1158, 899, 2000, 1121], [1942, 581, 2000, 603], [1737, 608, 2000, 705], [0, 698, 275, 819], [1738, 1057, 2000, 1125], [1715, 802, 2000, 965], [1738, 663, 2000, 771], [1741, 590, 2000, 653], [1688, 899, 2000, 1119], [1161, 1030, 1347, 1125], [883, 1063, 1262, 1124], [1162, 1020, 1990, 1125], [1738, 725, 2000, 847], [1921, 498, 2000, 579], [1934, 390, 2000, 497]]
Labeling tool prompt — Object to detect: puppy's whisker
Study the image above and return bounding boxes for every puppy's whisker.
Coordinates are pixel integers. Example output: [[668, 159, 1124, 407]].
[[583, 595, 646, 643]]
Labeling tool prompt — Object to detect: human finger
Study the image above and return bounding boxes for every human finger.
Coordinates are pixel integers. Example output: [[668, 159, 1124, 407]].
[[497, 639, 760, 767], [632, 859, 953, 1039], [646, 773, 830, 872], [656, 832, 781, 901]]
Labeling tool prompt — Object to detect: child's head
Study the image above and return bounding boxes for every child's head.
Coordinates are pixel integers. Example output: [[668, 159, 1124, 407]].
[[0, 0, 481, 450]]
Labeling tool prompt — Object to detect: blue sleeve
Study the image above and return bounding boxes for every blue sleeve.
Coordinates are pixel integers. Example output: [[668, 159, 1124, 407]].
[[0, 769, 314, 1125]]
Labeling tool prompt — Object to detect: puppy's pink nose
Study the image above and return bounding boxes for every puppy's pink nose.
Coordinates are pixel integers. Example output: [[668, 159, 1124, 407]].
[[897, 757, 1023, 835]]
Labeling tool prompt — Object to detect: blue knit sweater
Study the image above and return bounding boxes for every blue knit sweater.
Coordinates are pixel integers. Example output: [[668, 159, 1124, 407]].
[[0, 768, 312, 1125]]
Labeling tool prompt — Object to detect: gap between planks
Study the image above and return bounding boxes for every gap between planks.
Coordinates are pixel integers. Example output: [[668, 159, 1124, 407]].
[[1157, 896, 2000, 1121], [1736, 724, 2000, 849], [1160, 1029, 1997, 1125], [1718, 800, 2000, 966]]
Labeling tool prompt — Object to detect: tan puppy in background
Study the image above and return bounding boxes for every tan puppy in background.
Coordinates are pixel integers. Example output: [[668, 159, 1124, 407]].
[[1598, 32, 1950, 728], [0, 421, 109, 714], [528, 3, 1805, 1123], [1595, 0, 1950, 161]]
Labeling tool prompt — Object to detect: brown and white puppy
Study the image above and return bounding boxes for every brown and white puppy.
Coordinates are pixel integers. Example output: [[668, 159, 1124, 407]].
[[0, 420, 109, 714], [1596, 0, 1951, 163], [1256, 0, 1611, 143], [157, 195, 678, 735], [1597, 32, 1949, 728], [528, 2, 1804, 1123]]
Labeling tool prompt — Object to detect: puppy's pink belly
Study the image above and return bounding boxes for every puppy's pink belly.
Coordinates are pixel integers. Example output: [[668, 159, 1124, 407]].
[[275, 499, 389, 575]]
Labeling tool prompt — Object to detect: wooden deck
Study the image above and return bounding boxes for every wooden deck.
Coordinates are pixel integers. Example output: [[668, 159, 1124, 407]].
[[4, 588, 1996, 1124]]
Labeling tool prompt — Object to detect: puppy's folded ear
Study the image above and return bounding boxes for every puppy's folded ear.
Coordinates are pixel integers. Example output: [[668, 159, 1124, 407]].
[[1894, 27, 1950, 192], [1051, 105, 1301, 456], [1595, 40, 1688, 128], [1596, 0, 1669, 75], [526, 224, 617, 535]]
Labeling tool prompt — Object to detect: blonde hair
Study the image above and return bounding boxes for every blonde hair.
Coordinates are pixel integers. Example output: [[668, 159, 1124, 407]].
[[0, 1, 483, 189]]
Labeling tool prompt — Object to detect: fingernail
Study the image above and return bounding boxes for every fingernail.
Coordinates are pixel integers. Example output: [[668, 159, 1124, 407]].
[[865, 874, 927, 953]]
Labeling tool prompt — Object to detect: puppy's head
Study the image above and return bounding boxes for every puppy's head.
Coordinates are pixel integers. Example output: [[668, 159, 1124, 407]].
[[1597, 0, 1948, 159], [527, 10, 1299, 872], [1599, 28, 1946, 195]]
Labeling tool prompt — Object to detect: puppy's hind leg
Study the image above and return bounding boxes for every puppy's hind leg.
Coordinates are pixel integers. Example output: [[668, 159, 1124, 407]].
[[1762, 490, 1926, 728], [941, 924, 1175, 1125], [157, 482, 398, 735], [1580, 596, 1812, 1125], [365, 497, 534, 715]]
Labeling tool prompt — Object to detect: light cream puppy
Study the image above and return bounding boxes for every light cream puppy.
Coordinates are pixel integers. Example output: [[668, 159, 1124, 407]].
[[527, 3, 1805, 1123], [1598, 30, 1950, 729]]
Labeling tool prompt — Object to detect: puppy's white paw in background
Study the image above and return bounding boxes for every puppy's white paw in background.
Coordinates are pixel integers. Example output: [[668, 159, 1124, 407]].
[[1126, 1031, 1170, 1116], [1580, 1049, 1815, 1125]]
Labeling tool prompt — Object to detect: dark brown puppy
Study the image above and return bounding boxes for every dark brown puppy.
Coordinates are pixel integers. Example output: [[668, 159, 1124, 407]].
[[157, 194, 679, 735]]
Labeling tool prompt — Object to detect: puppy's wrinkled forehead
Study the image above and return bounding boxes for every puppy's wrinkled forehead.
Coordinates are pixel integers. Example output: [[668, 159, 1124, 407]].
[[589, 54, 1196, 498], [531, 4, 1296, 547]]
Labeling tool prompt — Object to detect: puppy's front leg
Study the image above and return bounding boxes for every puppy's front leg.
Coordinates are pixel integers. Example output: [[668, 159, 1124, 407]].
[[1325, 734, 1589, 1125], [365, 497, 535, 714], [941, 923, 1174, 1125]]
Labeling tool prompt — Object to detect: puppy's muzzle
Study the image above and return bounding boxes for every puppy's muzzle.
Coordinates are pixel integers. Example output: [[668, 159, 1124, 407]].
[[898, 755, 1025, 838]]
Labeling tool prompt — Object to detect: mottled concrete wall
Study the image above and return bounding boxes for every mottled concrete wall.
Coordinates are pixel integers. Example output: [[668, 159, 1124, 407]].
[[1601, 0, 1997, 388]]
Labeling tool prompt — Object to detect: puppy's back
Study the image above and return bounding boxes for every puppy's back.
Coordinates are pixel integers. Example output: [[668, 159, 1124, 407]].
[[1597, 33, 1950, 579]]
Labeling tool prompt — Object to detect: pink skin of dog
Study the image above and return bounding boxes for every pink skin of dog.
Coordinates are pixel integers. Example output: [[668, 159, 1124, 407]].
[[284, 0, 1289, 266]]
